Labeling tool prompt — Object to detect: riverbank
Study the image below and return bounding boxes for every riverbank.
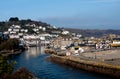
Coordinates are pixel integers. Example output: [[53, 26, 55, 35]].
[[12, 68, 37, 79], [0, 50, 22, 57], [49, 54, 120, 78], [0, 68, 37, 79], [0, 49, 37, 79]]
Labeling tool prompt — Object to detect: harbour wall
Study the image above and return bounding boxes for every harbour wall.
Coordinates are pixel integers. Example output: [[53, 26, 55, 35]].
[[50, 54, 120, 78]]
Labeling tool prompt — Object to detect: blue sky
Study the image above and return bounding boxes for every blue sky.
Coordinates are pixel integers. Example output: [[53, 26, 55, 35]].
[[0, 0, 120, 29]]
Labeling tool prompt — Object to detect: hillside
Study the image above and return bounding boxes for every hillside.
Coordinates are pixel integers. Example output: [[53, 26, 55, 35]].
[[65, 28, 120, 37], [0, 18, 50, 32], [0, 17, 62, 34]]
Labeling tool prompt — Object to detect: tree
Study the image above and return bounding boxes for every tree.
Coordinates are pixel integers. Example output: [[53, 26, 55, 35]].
[[0, 55, 15, 77], [9, 17, 19, 22], [26, 19, 32, 22]]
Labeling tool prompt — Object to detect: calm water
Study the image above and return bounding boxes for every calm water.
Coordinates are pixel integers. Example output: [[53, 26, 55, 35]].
[[12, 47, 111, 79]]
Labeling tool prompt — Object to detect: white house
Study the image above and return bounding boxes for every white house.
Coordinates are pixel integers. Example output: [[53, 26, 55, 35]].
[[42, 27, 46, 31], [3, 31, 9, 34], [9, 35, 19, 39], [62, 30, 69, 35], [10, 31, 16, 34], [13, 29, 19, 32], [53, 26, 57, 29], [14, 25, 21, 29], [21, 29, 24, 32], [33, 28, 39, 32], [76, 34, 82, 38], [39, 26, 42, 29], [18, 33, 23, 36], [8, 28, 12, 32]]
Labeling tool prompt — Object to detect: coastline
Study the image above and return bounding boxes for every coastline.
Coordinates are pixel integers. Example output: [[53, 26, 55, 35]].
[[0, 50, 22, 57]]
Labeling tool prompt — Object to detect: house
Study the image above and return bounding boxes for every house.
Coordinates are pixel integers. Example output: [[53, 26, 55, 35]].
[[33, 28, 39, 32], [51, 36, 73, 50], [51, 31, 61, 34], [9, 35, 19, 39], [38, 26, 43, 29], [53, 26, 57, 29], [10, 31, 16, 34], [62, 30, 69, 35], [25, 24, 36, 27], [14, 25, 21, 29], [21, 29, 25, 32], [3, 31, 9, 35], [13, 28, 19, 32], [24, 29, 28, 33], [8, 28, 12, 32], [42, 27, 46, 31]]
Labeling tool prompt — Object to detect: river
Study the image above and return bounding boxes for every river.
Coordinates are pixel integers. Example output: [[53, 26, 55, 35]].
[[12, 47, 111, 79]]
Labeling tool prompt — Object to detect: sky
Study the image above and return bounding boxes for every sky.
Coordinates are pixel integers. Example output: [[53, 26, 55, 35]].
[[0, 0, 120, 29]]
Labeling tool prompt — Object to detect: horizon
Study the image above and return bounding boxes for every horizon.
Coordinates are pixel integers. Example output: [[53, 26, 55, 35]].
[[0, 0, 120, 29]]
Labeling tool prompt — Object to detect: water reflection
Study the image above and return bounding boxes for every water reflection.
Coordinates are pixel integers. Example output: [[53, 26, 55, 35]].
[[25, 46, 45, 59]]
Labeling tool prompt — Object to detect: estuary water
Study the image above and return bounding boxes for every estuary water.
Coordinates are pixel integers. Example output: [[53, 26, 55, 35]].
[[12, 47, 111, 79]]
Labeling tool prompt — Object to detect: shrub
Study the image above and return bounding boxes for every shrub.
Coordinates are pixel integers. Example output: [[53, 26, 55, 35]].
[[0, 38, 19, 51], [0, 55, 15, 77]]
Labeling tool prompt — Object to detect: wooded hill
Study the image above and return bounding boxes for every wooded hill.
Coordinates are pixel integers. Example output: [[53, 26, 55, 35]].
[[65, 28, 120, 37], [0, 17, 62, 34]]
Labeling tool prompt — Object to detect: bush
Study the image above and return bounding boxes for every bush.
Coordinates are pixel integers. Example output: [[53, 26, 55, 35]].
[[0, 55, 15, 77], [0, 39, 19, 51]]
